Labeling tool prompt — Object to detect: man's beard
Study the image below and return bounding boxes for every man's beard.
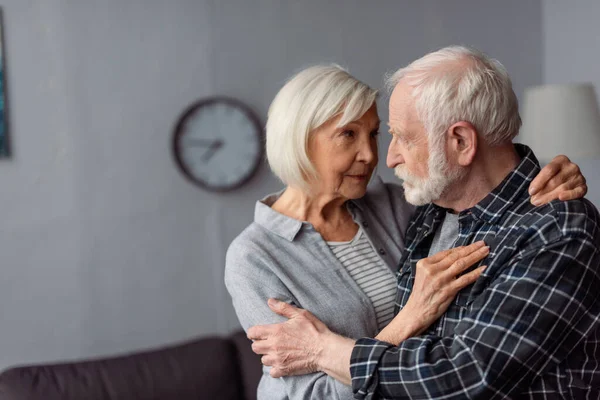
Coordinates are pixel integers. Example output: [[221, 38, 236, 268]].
[[394, 144, 465, 206]]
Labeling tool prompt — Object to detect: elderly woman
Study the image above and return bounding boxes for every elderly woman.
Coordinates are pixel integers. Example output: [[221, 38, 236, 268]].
[[224, 65, 586, 400]]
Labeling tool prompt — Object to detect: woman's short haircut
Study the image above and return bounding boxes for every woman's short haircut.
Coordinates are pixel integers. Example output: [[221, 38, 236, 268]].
[[386, 45, 522, 149], [266, 65, 377, 191]]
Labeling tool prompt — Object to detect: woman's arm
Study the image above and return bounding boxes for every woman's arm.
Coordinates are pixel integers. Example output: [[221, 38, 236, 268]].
[[224, 239, 354, 400]]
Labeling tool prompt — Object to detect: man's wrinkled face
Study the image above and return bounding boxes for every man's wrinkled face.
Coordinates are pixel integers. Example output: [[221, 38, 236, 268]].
[[386, 82, 461, 205]]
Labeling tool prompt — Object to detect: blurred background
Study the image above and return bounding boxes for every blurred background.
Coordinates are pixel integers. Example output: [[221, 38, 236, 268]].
[[0, 0, 597, 371]]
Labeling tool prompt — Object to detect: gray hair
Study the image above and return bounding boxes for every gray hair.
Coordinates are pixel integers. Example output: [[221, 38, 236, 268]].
[[386, 45, 522, 148], [266, 65, 378, 191]]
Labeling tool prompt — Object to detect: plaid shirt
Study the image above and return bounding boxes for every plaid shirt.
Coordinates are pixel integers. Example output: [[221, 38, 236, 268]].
[[350, 145, 600, 399]]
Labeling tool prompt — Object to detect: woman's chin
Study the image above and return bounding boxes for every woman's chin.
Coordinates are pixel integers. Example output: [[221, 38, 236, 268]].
[[342, 185, 369, 200]]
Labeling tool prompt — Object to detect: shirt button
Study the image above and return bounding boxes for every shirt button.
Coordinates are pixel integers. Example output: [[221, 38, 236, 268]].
[[379, 248, 386, 255], [363, 221, 369, 228]]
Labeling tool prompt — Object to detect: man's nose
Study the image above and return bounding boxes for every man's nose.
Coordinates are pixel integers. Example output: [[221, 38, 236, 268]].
[[386, 141, 404, 168]]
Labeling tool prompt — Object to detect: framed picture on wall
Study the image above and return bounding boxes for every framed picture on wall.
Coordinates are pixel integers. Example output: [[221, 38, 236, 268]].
[[0, 8, 8, 158]]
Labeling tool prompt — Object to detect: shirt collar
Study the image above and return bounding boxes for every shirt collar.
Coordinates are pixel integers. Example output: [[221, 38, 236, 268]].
[[254, 176, 385, 242], [415, 144, 540, 226], [254, 191, 304, 242], [469, 143, 540, 224]]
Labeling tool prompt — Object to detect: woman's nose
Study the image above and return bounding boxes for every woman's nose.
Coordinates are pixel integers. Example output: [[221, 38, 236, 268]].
[[357, 141, 377, 164]]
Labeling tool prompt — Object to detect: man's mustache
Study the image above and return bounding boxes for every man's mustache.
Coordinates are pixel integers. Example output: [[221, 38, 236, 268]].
[[394, 166, 418, 184]]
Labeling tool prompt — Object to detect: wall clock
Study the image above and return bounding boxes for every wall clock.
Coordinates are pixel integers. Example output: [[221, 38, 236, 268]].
[[172, 97, 263, 192]]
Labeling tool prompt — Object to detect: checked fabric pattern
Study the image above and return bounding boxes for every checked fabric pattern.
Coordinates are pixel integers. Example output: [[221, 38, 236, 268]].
[[350, 145, 600, 399]]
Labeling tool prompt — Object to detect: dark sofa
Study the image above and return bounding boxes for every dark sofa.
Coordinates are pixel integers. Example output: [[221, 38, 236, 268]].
[[0, 331, 262, 400]]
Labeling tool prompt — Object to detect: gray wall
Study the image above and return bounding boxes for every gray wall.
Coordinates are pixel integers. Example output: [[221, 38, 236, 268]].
[[0, 0, 542, 370], [542, 0, 600, 206]]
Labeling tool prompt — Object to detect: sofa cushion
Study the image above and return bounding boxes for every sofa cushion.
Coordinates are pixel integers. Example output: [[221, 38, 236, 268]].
[[0, 336, 243, 400], [230, 331, 262, 400]]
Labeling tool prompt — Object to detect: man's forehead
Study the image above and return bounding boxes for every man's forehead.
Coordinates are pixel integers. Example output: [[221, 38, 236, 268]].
[[390, 81, 413, 103], [388, 82, 417, 126]]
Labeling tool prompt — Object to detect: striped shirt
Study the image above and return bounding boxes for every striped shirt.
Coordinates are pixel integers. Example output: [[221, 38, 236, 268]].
[[328, 228, 397, 331], [350, 144, 600, 399]]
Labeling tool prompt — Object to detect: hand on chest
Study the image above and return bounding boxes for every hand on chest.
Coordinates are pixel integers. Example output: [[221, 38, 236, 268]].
[[399, 221, 504, 335]]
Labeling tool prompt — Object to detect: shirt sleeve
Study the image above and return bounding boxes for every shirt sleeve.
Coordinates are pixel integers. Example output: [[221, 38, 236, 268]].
[[224, 240, 354, 400], [350, 234, 600, 399]]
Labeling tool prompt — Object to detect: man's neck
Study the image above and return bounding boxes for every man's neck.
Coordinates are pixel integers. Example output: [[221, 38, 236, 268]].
[[434, 144, 521, 213]]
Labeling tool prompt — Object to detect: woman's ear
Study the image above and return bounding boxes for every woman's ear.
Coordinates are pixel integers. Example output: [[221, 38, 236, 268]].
[[446, 121, 477, 166]]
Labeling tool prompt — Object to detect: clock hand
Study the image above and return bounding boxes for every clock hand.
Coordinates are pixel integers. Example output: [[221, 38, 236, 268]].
[[201, 140, 224, 163], [185, 138, 218, 147]]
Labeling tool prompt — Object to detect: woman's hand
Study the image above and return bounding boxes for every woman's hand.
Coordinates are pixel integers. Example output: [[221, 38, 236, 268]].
[[529, 155, 587, 205], [376, 241, 488, 344]]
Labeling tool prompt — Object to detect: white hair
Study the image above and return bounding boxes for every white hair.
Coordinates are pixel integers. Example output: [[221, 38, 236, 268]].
[[386, 45, 522, 149], [266, 65, 378, 191]]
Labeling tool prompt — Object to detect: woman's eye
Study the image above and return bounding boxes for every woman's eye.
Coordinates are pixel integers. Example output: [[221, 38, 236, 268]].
[[370, 130, 380, 138], [342, 130, 355, 138]]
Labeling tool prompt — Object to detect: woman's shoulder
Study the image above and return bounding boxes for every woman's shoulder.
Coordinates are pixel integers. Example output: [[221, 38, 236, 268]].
[[225, 223, 275, 283], [225, 218, 298, 276], [226, 222, 271, 264], [225, 219, 305, 300], [227, 192, 290, 258]]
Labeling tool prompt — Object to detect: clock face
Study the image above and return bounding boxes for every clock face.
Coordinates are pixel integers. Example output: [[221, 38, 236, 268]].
[[173, 97, 263, 192]]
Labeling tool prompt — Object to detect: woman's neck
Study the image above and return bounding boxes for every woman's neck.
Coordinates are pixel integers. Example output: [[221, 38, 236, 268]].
[[272, 186, 358, 241]]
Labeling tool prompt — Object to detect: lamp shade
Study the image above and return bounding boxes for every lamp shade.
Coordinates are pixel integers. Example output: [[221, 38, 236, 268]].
[[519, 83, 600, 161]]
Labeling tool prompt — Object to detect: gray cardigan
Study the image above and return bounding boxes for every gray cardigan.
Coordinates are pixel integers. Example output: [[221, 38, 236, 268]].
[[224, 177, 414, 400]]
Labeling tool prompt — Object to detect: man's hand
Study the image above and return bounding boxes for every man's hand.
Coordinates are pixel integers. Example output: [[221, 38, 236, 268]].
[[529, 155, 587, 205], [248, 299, 330, 378], [377, 242, 488, 345], [248, 299, 356, 384]]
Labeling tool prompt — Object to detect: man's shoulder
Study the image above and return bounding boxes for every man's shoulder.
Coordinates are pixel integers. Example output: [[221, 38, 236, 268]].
[[549, 198, 600, 238], [502, 197, 600, 247]]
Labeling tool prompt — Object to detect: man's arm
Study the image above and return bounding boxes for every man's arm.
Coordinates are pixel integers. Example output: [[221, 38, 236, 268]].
[[252, 231, 599, 399], [248, 299, 357, 385], [350, 233, 600, 399], [249, 242, 490, 385], [253, 300, 426, 386], [318, 311, 427, 385]]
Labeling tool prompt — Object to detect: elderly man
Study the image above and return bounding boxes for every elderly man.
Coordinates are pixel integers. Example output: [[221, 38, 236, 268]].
[[248, 46, 600, 399]]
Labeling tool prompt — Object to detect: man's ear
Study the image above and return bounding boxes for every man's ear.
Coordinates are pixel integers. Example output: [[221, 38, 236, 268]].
[[446, 121, 477, 166]]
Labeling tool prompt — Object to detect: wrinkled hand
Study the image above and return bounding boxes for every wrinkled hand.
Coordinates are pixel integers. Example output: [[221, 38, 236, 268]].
[[247, 299, 332, 378], [529, 155, 587, 205], [399, 241, 488, 334]]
